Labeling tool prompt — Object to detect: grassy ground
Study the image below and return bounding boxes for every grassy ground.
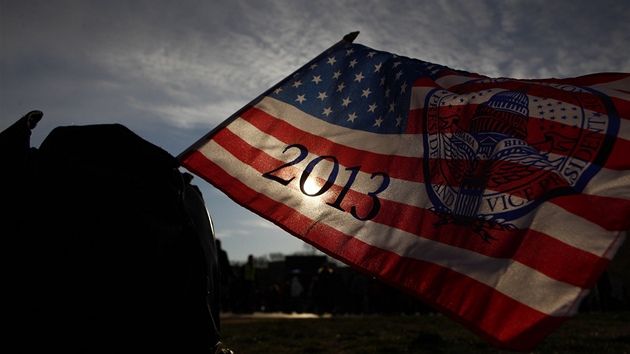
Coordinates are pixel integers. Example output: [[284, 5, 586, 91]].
[[219, 312, 630, 353]]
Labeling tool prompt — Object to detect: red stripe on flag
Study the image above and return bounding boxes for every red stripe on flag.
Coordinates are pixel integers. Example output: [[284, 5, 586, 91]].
[[405, 108, 426, 134], [412, 76, 443, 88], [608, 96, 630, 117], [606, 135, 630, 170], [540, 73, 630, 87], [553, 193, 630, 231]]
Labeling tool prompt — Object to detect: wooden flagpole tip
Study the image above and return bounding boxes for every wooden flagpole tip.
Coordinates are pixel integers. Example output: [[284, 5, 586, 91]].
[[343, 31, 360, 43]]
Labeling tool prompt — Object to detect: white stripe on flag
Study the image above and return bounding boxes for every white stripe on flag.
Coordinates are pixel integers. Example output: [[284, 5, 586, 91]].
[[591, 76, 630, 101], [584, 167, 630, 200], [519, 202, 623, 258]]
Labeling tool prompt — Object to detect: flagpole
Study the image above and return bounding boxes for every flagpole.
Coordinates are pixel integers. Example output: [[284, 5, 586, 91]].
[[176, 32, 360, 163]]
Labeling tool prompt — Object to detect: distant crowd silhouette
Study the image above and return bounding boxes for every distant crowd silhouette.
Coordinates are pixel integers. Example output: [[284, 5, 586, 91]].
[[217, 253, 437, 316], [217, 251, 630, 316]]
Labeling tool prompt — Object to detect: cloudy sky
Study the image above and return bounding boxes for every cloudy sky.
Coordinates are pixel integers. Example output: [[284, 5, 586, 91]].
[[2, 0, 629, 262]]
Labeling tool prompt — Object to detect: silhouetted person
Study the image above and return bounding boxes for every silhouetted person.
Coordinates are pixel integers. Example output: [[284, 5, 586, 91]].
[[367, 278, 383, 314], [349, 273, 369, 314], [290, 275, 304, 313], [242, 254, 257, 313], [216, 239, 232, 311], [597, 271, 614, 311], [313, 262, 336, 314], [1, 112, 233, 353], [265, 283, 283, 312]]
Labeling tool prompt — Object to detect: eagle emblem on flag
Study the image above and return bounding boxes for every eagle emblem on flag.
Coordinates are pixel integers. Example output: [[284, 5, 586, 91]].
[[424, 81, 616, 242]]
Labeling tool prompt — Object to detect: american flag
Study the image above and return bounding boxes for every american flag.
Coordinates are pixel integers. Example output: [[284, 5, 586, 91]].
[[179, 37, 630, 350]]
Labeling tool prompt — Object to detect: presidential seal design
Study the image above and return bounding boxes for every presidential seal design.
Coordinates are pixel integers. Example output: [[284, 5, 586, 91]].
[[422, 80, 616, 242]]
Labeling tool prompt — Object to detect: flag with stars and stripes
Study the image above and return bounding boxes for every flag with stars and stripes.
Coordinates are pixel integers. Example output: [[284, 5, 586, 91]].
[[178, 36, 630, 351]]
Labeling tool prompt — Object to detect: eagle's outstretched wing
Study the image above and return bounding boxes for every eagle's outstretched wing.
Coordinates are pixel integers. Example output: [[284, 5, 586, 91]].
[[486, 148, 563, 189]]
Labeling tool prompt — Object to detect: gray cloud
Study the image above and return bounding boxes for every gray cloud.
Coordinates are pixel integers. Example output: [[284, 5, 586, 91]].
[[4, 0, 628, 134]]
